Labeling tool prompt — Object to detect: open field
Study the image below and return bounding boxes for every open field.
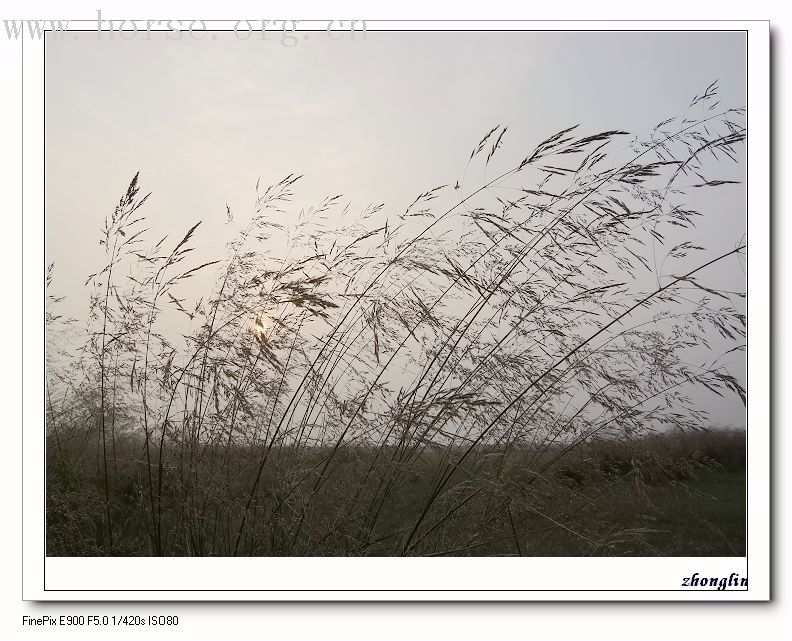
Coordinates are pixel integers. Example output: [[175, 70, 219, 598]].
[[47, 428, 745, 557], [45, 78, 747, 558]]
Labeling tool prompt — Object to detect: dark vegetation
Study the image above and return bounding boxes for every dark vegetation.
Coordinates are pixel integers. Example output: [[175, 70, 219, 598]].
[[46, 84, 747, 556], [47, 428, 745, 556]]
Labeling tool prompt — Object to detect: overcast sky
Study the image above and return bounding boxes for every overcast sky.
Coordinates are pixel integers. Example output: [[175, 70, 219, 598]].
[[44, 30, 747, 426]]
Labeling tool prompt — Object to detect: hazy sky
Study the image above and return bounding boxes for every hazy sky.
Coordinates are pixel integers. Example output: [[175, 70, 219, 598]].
[[44, 30, 747, 425]]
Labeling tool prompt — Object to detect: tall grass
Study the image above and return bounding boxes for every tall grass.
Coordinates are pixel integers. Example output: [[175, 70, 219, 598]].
[[46, 84, 747, 556]]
